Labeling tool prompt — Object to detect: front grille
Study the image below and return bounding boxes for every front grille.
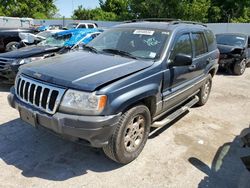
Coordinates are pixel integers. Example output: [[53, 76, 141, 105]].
[[15, 75, 66, 114]]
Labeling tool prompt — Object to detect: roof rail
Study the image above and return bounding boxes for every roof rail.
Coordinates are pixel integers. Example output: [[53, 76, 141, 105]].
[[170, 20, 207, 27], [124, 18, 207, 27], [124, 18, 181, 23]]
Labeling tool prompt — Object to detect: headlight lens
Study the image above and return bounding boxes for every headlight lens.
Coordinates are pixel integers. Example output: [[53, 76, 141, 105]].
[[59, 89, 107, 115], [12, 57, 44, 65]]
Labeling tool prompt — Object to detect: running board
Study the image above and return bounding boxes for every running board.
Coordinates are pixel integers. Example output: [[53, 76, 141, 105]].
[[150, 96, 199, 135]]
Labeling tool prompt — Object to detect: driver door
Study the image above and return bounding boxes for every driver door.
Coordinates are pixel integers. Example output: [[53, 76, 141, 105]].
[[162, 32, 197, 110]]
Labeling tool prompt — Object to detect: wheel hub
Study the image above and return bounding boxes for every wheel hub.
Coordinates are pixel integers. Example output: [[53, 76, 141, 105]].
[[124, 115, 145, 152], [203, 80, 210, 100]]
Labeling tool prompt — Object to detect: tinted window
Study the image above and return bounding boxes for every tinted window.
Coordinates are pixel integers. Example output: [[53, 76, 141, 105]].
[[78, 24, 86, 28], [205, 30, 216, 51], [192, 33, 208, 56], [170, 34, 192, 61], [88, 24, 94, 28]]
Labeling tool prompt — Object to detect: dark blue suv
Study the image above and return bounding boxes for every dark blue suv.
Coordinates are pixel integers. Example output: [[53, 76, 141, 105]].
[[8, 20, 219, 164]]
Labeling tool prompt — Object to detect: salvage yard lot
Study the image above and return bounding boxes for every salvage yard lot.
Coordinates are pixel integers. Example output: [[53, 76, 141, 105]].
[[0, 69, 250, 188]]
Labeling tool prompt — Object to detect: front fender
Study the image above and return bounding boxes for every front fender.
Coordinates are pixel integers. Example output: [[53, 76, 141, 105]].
[[109, 83, 160, 114]]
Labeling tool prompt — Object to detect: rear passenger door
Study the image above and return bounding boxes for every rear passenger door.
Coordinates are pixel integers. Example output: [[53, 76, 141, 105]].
[[191, 32, 209, 77]]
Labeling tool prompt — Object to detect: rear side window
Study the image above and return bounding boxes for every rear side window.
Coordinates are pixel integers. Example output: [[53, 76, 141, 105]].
[[192, 33, 208, 57], [88, 24, 94, 28], [170, 34, 192, 61], [205, 30, 216, 51]]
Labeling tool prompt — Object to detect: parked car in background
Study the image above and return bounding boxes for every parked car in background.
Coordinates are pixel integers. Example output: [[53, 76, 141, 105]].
[[66, 22, 98, 29], [17, 30, 64, 49], [35, 24, 64, 32], [0, 29, 102, 84], [8, 19, 219, 164], [216, 33, 250, 75], [0, 28, 35, 52]]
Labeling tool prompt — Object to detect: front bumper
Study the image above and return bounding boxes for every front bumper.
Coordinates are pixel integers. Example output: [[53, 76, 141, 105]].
[[8, 89, 120, 148]]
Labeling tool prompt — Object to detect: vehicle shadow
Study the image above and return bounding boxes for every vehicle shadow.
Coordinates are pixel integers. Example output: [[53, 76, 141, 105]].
[[189, 127, 250, 188], [0, 119, 122, 181], [0, 84, 12, 92]]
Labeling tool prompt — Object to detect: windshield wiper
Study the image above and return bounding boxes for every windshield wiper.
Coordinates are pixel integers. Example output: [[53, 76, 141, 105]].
[[82, 45, 99, 53], [102, 48, 138, 59]]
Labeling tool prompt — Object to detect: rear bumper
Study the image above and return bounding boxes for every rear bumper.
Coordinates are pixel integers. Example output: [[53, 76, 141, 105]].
[[8, 88, 120, 148]]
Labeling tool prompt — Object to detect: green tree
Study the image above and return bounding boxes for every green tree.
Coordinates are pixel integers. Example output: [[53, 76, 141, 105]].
[[72, 6, 117, 21], [209, 0, 250, 22], [0, 0, 57, 19]]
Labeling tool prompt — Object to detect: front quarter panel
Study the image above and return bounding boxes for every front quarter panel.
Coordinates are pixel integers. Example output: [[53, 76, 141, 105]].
[[99, 63, 163, 115]]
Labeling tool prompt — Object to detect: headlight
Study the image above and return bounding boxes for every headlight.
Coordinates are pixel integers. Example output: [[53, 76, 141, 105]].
[[12, 56, 44, 65], [59, 89, 107, 115]]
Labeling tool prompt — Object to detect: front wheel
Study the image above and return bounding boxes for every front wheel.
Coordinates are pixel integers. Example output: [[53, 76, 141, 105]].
[[103, 105, 151, 164], [5, 41, 20, 52], [197, 74, 212, 106], [233, 59, 246, 75]]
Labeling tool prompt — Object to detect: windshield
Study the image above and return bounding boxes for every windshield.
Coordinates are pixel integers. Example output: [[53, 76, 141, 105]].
[[67, 23, 78, 29], [216, 34, 247, 47], [38, 34, 72, 47], [87, 28, 170, 60]]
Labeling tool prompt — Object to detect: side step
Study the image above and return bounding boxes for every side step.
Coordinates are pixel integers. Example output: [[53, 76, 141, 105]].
[[150, 96, 199, 136]]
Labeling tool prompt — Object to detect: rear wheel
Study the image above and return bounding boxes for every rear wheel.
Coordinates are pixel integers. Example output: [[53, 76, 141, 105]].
[[233, 59, 246, 75], [103, 105, 151, 164], [197, 74, 212, 106]]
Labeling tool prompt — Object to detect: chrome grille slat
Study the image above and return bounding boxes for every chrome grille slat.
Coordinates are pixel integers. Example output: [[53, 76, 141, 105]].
[[33, 85, 38, 105], [27, 83, 31, 102], [15, 75, 65, 114], [46, 90, 53, 112], [39, 87, 44, 107]]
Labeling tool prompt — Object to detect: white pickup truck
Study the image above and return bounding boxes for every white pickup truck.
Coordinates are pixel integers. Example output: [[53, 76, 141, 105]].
[[66, 22, 98, 29]]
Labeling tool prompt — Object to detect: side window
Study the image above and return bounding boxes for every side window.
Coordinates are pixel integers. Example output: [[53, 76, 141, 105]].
[[192, 33, 208, 57], [78, 24, 86, 28], [204, 30, 216, 51], [88, 24, 94, 28], [170, 33, 192, 61]]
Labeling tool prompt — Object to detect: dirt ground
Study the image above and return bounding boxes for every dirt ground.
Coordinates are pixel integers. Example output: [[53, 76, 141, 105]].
[[0, 69, 250, 188]]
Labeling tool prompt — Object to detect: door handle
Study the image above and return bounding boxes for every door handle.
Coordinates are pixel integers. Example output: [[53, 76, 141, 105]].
[[189, 64, 196, 71]]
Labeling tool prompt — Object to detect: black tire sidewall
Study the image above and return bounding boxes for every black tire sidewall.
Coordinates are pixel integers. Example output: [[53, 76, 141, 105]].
[[115, 105, 151, 163], [5, 42, 19, 52], [234, 60, 246, 75]]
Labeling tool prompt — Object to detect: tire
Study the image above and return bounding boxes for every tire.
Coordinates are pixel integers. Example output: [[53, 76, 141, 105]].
[[5, 41, 20, 52], [233, 59, 246, 75], [103, 105, 151, 164], [197, 74, 212, 106]]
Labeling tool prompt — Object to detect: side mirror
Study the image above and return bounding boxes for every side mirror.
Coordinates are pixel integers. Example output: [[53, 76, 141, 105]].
[[172, 53, 192, 67]]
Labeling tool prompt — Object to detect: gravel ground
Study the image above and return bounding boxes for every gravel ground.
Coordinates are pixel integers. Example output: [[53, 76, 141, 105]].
[[0, 69, 250, 188]]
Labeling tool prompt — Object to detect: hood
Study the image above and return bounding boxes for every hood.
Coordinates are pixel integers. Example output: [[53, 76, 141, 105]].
[[0, 45, 60, 59], [217, 44, 244, 54], [20, 51, 154, 91]]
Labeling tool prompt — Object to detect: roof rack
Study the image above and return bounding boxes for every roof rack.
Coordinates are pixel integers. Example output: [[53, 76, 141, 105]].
[[124, 18, 180, 23], [171, 20, 207, 27], [124, 18, 207, 27]]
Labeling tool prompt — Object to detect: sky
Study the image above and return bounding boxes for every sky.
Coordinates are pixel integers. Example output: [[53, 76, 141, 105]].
[[55, 0, 100, 18]]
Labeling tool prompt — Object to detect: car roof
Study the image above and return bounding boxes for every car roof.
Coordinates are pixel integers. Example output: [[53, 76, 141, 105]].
[[115, 21, 208, 32]]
